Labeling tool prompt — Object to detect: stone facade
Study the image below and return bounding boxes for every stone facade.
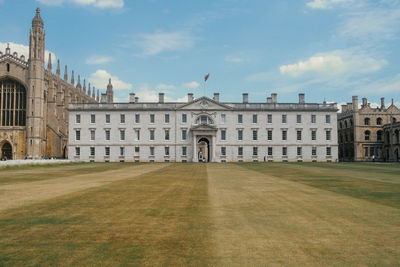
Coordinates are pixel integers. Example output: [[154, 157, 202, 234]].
[[382, 122, 400, 162], [69, 93, 338, 163], [0, 9, 105, 160], [338, 96, 400, 161]]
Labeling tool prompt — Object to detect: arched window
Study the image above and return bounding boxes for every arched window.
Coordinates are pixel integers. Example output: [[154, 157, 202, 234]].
[[393, 117, 397, 123], [344, 121, 348, 128], [376, 118, 383, 125], [339, 122, 343, 129], [377, 130, 383, 141], [6, 63, 10, 72], [365, 130, 370, 141], [350, 119, 353, 126], [195, 115, 214, 125], [364, 118, 370, 125], [0, 79, 26, 126]]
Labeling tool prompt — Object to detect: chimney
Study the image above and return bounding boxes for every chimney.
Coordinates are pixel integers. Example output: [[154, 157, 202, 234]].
[[243, 93, 248, 103], [362, 97, 367, 107], [271, 93, 277, 103], [352, 96, 358, 111], [267, 97, 272, 103], [299, 93, 305, 104], [188, 93, 194, 102], [381, 97, 385, 109], [213, 93, 219, 102], [100, 93, 107, 103], [159, 93, 164, 103], [341, 104, 347, 113], [135, 97, 139, 103], [129, 93, 136, 103]]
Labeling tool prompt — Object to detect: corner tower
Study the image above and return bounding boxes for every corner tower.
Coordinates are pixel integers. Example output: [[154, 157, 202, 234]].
[[26, 8, 46, 158]]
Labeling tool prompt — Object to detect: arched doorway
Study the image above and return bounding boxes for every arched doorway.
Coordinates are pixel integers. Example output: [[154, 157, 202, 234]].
[[1, 142, 12, 160], [197, 137, 210, 162], [63, 146, 67, 159]]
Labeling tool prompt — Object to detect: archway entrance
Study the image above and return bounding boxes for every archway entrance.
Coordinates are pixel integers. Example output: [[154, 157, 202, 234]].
[[1, 142, 12, 160], [63, 146, 67, 159], [197, 137, 210, 162]]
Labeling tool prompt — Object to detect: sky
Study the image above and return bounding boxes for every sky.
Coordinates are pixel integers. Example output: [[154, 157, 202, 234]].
[[0, 0, 399, 106]]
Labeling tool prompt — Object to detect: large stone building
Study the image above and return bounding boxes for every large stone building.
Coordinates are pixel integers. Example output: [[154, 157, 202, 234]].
[[382, 122, 400, 161], [0, 9, 105, 160], [68, 92, 338, 162], [338, 96, 400, 161]]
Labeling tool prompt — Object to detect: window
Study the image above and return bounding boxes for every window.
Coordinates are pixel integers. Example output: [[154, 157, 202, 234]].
[[105, 147, 110, 156], [282, 147, 287, 156], [90, 130, 95, 141], [182, 114, 187, 123], [312, 130, 316, 141], [135, 129, 140, 141], [253, 147, 258, 156], [297, 147, 302, 156], [365, 147, 369, 157], [267, 114, 272, 124], [76, 114, 81, 124], [326, 115, 331, 123], [297, 114, 302, 123], [75, 147, 80, 156], [150, 114, 155, 123], [238, 147, 243, 156], [312, 147, 317, 156], [106, 114, 110, 124], [135, 114, 140, 123], [326, 147, 332, 156], [196, 115, 214, 124], [135, 146, 140, 153], [311, 114, 316, 123], [105, 130, 110, 141], [165, 114, 170, 123], [297, 130, 302, 141], [268, 147, 273, 156], [120, 114, 125, 124], [120, 147, 125, 156], [221, 147, 226, 156], [282, 114, 287, 123], [0, 79, 27, 127], [90, 147, 95, 156], [377, 118, 382, 125], [365, 130, 370, 141], [326, 130, 331, 141], [221, 114, 226, 123], [377, 130, 383, 141], [267, 130, 272, 141], [238, 114, 243, 123], [282, 130, 287, 141], [6, 63, 10, 72], [165, 147, 170, 156], [221, 130, 226, 141], [120, 130, 125, 141], [182, 129, 187, 140], [89, 114, 95, 124], [253, 130, 258, 141], [75, 130, 81, 141], [150, 129, 155, 141], [165, 129, 170, 140], [253, 114, 258, 123], [364, 118, 370, 125], [238, 130, 243, 141], [182, 146, 187, 156], [150, 147, 155, 156]]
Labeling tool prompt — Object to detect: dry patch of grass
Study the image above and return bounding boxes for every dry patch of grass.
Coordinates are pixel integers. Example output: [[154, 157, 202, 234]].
[[207, 163, 400, 266], [0, 164, 214, 266]]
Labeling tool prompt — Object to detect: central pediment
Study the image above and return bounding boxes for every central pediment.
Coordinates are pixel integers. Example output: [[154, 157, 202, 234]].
[[177, 96, 232, 111]]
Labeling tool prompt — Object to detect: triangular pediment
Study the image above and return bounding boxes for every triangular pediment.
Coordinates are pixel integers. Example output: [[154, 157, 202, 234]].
[[177, 96, 232, 110], [386, 104, 399, 113]]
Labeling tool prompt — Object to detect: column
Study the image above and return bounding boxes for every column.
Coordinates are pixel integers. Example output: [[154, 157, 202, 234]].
[[192, 134, 197, 162], [212, 135, 216, 163]]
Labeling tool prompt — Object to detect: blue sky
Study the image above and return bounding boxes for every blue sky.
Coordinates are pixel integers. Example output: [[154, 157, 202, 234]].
[[0, 0, 399, 106]]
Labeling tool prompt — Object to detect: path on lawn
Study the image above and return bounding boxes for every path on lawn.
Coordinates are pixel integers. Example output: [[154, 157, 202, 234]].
[[0, 164, 167, 212], [207, 164, 400, 266]]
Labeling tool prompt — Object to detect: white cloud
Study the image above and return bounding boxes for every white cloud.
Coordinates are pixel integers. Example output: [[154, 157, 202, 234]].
[[85, 55, 113, 65], [156, 83, 175, 90], [279, 49, 386, 78], [183, 81, 200, 89], [89, 69, 132, 90], [0, 42, 56, 66], [135, 31, 194, 56], [225, 56, 244, 63], [37, 0, 124, 8], [306, 0, 348, 9], [353, 74, 400, 95], [134, 84, 187, 102]]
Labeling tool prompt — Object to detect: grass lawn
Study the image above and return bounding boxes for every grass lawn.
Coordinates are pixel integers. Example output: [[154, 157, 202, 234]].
[[0, 162, 399, 266]]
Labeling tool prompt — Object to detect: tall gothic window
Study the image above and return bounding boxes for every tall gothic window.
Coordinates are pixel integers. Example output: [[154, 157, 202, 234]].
[[0, 79, 26, 126]]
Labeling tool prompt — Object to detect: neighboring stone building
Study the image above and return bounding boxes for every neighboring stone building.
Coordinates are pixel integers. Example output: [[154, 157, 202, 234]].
[[68, 92, 338, 163], [0, 9, 101, 160], [338, 96, 400, 161], [382, 122, 400, 162]]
